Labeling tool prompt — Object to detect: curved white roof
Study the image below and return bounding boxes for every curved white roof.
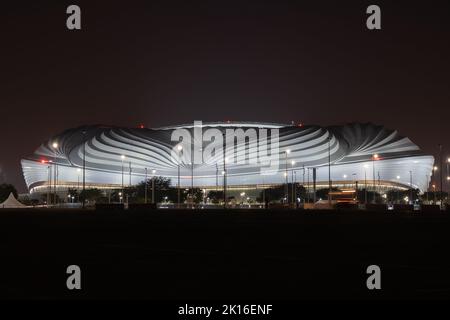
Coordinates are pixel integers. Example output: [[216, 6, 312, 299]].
[[21, 122, 434, 192]]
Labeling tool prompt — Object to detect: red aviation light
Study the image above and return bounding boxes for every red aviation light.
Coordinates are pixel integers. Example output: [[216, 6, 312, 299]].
[[138, 124, 145, 129]]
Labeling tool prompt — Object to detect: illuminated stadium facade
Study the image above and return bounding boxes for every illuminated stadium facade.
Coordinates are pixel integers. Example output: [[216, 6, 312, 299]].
[[21, 122, 434, 197]]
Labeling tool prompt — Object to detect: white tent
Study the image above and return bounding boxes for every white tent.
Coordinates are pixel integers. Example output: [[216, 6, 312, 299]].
[[0, 192, 27, 208]]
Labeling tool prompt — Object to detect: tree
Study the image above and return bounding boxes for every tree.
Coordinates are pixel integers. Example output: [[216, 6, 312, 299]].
[[134, 176, 174, 203], [316, 187, 340, 200], [294, 184, 307, 202], [356, 189, 383, 204], [79, 188, 103, 203], [421, 191, 448, 203], [123, 186, 139, 203], [40, 193, 60, 205], [67, 188, 78, 202], [385, 188, 420, 204], [257, 184, 285, 203], [0, 183, 18, 202], [186, 188, 204, 204], [207, 190, 224, 204]]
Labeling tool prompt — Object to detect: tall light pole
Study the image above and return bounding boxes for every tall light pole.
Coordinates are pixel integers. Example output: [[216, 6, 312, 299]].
[[328, 135, 332, 205], [409, 170, 413, 204], [364, 164, 368, 204], [307, 167, 310, 203], [447, 158, 450, 181], [372, 154, 379, 203], [128, 162, 132, 205], [302, 166, 306, 205], [291, 160, 296, 205], [215, 163, 219, 191], [144, 167, 148, 204], [223, 158, 228, 208], [77, 168, 81, 202], [439, 144, 443, 208], [285, 149, 290, 204], [177, 144, 183, 208], [447, 158, 450, 205], [433, 184, 437, 204], [129, 161, 132, 187], [433, 165, 438, 205], [121, 155, 125, 203], [82, 130, 86, 209], [262, 174, 265, 206], [47, 163, 51, 206], [52, 142, 58, 206], [190, 148, 195, 209], [223, 132, 227, 209], [152, 169, 156, 204]]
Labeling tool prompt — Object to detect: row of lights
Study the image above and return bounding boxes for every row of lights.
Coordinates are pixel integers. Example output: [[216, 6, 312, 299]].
[[44, 142, 450, 193]]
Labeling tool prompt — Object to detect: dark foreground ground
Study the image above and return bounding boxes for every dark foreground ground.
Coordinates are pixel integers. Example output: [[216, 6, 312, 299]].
[[1, 208, 450, 300]]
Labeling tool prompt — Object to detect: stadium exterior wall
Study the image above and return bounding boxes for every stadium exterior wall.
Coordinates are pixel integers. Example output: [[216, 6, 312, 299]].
[[21, 122, 434, 194]]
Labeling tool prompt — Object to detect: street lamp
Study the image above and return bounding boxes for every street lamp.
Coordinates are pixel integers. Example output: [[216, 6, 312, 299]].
[[129, 161, 132, 188], [51, 142, 58, 205], [327, 135, 332, 205], [121, 155, 125, 203], [447, 157, 450, 205], [409, 170, 413, 204], [306, 167, 310, 203], [223, 157, 228, 208], [152, 169, 156, 204], [144, 167, 148, 204], [352, 173, 357, 193], [177, 144, 183, 208], [291, 160, 296, 205], [372, 154, 379, 203], [81, 130, 86, 209], [439, 144, 443, 209], [364, 164, 369, 204], [447, 158, 450, 182], [215, 163, 219, 191], [285, 149, 290, 204], [76, 168, 81, 202], [43, 161, 50, 205], [432, 165, 438, 205], [432, 184, 437, 204]]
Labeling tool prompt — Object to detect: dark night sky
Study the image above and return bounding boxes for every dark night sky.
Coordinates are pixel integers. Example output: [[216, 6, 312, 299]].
[[1, 0, 450, 192]]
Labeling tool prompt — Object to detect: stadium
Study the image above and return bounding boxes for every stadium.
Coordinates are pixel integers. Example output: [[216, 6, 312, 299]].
[[21, 121, 434, 202]]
